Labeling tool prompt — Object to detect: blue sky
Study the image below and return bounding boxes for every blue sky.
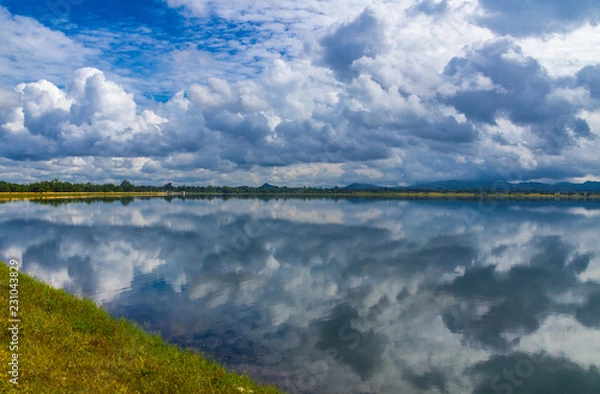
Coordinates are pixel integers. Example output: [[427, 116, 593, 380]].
[[0, 0, 599, 186]]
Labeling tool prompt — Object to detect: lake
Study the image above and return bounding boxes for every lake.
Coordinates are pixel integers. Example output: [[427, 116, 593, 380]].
[[1, 197, 600, 393]]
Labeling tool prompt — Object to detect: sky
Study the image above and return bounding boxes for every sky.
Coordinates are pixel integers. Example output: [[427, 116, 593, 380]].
[[0, 0, 599, 186]]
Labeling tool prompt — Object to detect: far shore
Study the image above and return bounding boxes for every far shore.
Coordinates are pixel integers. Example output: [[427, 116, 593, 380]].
[[2, 190, 600, 201], [0, 191, 169, 200], [0, 189, 600, 201]]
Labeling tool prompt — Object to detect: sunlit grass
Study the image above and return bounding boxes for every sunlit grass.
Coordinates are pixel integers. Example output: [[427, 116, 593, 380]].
[[0, 192, 167, 200], [0, 262, 283, 394]]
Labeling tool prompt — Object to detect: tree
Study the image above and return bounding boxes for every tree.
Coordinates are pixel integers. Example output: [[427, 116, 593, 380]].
[[120, 180, 135, 192]]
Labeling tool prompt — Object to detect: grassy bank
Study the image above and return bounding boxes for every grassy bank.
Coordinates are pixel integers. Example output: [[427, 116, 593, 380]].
[[0, 192, 168, 201], [2, 190, 600, 204], [0, 262, 282, 393]]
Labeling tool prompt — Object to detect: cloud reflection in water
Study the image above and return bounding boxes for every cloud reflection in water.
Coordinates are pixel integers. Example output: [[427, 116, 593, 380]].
[[1, 197, 599, 393]]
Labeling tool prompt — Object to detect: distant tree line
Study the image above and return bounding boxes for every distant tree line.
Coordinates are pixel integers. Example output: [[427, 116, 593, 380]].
[[0, 179, 162, 193], [2, 179, 599, 197], [163, 183, 350, 195], [0, 180, 350, 194]]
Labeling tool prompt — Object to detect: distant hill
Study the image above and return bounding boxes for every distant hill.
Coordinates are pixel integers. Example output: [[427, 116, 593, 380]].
[[259, 183, 278, 189], [344, 180, 600, 193], [406, 180, 500, 191], [344, 183, 386, 190], [514, 181, 600, 192]]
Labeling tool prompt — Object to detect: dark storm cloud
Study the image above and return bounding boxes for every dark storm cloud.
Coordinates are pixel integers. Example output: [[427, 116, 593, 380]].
[[443, 38, 593, 154], [576, 291, 600, 328], [204, 111, 271, 145], [343, 103, 479, 156], [477, 0, 600, 36], [577, 65, 600, 99], [319, 7, 390, 81], [269, 118, 390, 163], [415, 116, 478, 144]]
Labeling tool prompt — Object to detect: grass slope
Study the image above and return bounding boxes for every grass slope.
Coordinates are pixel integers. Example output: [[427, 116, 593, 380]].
[[0, 192, 167, 201], [2, 190, 600, 201], [0, 262, 282, 394]]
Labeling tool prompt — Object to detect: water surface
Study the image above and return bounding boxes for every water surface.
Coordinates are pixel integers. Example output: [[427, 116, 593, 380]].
[[1, 197, 599, 393]]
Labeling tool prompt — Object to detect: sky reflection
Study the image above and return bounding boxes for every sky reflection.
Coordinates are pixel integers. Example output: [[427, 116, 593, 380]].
[[1, 197, 599, 393]]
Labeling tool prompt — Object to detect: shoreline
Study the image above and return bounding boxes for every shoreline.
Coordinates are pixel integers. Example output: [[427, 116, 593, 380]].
[[2, 190, 600, 201], [0, 261, 282, 393], [0, 192, 168, 201]]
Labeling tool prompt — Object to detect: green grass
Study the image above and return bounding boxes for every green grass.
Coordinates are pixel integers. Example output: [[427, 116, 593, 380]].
[[0, 192, 167, 201], [0, 262, 283, 394], [2, 190, 600, 202]]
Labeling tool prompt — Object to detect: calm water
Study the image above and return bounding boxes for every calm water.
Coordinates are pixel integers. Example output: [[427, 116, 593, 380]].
[[1, 197, 600, 393]]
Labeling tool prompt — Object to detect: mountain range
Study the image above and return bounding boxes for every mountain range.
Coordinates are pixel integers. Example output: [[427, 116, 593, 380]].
[[344, 180, 600, 193]]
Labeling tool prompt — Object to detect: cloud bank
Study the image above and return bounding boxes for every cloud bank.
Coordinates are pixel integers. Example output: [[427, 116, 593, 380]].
[[0, 1, 599, 185]]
